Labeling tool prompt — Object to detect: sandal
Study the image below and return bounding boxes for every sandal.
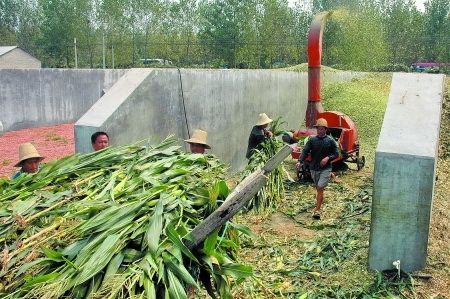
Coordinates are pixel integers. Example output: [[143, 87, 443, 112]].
[[312, 210, 321, 220]]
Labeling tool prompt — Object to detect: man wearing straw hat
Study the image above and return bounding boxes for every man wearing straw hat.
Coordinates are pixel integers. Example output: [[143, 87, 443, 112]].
[[296, 118, 338, 220], [184, 129, 211, 154], [246, 113, 273, 159], [11, 143, 45, 179]]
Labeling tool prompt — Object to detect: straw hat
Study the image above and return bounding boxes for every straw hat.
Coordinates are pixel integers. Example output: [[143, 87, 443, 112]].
[[314, 118, 328, 128], [15, 143, 44, 167], [256, 113, 273, 126], [184, 129, 211, 149]]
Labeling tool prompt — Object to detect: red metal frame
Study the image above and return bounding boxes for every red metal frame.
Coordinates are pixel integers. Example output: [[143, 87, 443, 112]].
[[291, 11, 363, 172], [305, 11, 331, 128]]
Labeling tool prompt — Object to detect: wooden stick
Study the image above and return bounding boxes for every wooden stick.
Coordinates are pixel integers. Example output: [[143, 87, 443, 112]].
[[185, 145, 292, 249], [262, 145, 292, 173], [185, 171, 267, 250]]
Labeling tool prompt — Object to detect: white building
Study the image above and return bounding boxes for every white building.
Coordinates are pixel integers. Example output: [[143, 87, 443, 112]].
[[0, 46, 41, 69]]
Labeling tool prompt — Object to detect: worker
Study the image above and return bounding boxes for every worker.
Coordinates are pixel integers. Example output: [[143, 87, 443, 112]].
[[11, 142, 45, 179], [296, 118, 338, 220], [184, 129, 211, 154], [282, 129, 309, 145], [246, 113, 273, 159], [91, 131, 109, 151]]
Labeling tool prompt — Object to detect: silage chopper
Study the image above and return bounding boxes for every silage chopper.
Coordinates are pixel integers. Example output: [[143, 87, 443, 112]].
[[289, 11, 365, 181]]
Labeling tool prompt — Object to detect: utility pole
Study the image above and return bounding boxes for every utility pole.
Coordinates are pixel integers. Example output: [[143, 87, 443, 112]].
[[111, 44, 115, 69], [102, 33, 106, 69], [74, 38, 78, 68]]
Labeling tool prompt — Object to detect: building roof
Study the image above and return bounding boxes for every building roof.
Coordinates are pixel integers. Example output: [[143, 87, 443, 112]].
[[0, 46, 18, 56]]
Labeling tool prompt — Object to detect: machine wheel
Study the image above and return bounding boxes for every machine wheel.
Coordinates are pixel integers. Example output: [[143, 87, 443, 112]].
[[297, 163, 312, 182], [356, 155, 365, 171]]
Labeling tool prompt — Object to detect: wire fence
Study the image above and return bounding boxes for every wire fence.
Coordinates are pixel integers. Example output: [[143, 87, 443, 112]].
[[18, 36, 450, 70], [30, 40, 309, 69]]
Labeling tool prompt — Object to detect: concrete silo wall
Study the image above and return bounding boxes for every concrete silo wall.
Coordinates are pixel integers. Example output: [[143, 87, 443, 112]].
[[75, 68, 361, 170], [0, 68, 126, 132], [369, 73, 445, 272]]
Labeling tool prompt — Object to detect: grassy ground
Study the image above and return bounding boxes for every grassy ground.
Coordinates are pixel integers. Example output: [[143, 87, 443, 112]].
[[231, 74, 450, 298]]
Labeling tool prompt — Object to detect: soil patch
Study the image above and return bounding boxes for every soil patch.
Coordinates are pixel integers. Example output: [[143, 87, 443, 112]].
[[268, 212, 315, 239]]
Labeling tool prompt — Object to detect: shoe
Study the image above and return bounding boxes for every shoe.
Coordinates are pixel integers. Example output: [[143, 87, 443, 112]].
[[312, 210, 321, 220]]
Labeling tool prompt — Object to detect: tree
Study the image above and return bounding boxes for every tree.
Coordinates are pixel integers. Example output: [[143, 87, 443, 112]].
[[326, 9, 389, 70], [380, 0, 425, 65], [0, 0, 21, 45], [290, 2, 312, 64], [97, 0, 133, 67], [72, 0, 97, 68], [163, 0, 200, 66], [13, 0, 42, 58], [38, 0, 79, 67], [258, 0, 294, 67], [198, 0, 248, 67], [423, 0, 450, 61]]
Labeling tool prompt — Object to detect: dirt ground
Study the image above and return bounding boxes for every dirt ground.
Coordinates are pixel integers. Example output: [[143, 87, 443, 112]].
[[0, 123, 74, 179], [233, 75, 450, 298], [235, 156, 449, 298]]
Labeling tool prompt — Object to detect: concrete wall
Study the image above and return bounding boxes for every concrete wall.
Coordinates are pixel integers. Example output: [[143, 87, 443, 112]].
[[76, 68, 361, 170], [0, 68, 126, 131], [0, 48, 41, 69], [369, 73, 445, 272]]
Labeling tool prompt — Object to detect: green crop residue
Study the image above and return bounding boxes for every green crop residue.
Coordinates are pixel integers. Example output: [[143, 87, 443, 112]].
[[234, 73, 450, 298]]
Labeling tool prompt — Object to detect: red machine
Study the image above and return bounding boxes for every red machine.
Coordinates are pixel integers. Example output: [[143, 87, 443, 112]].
[[291, 11, 365, 180]]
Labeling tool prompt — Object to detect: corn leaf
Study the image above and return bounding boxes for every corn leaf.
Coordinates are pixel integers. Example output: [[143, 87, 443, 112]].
[[167, 270, 188, 299], [203, 229, 219, 255], [72, 234, 121, 286], [147, 197, 165, 254], [218, 263, 253, 279], [22, 272, 60, 289], [162, 252, 198, 288], [143, 274, 157, 299], [165, 224, 198, 263]]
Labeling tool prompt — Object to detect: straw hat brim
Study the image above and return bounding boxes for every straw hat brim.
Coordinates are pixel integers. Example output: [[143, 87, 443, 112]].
[[15, 155, 44, 167], [256, 118, 273, 126], [184, 138, 211, 149]]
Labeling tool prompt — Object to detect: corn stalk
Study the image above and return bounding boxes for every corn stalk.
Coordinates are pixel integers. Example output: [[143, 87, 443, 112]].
[[244, 117, 286, 211], [0, 137, 252, 299]]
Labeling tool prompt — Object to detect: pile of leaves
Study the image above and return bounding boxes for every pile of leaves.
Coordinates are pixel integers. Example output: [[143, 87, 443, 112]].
[[244, 118, 287, 211], [0, 137, 252, 299]]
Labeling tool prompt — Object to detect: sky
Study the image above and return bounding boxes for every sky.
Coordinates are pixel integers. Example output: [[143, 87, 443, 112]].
[[288, 0, 427, 12]]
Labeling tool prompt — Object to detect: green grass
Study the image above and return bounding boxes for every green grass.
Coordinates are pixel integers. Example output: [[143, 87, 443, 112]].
[[283, 63, 339, 73], [322, 73, 392, 168], [232, 73, 442, 298]]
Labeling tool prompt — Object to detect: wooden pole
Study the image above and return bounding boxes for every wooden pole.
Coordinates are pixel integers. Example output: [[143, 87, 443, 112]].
[[185, 144, 293, 250], [74, 38, 78, 69], [263, 145, 293, 172]]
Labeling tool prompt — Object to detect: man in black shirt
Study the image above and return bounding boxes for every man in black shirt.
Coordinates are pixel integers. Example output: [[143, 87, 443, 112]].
[[296, 118, 339, 219], [246, 113, 273, 159]]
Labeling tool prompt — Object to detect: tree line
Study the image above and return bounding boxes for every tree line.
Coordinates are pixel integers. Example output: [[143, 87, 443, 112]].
[[0, 0, 448, 70]]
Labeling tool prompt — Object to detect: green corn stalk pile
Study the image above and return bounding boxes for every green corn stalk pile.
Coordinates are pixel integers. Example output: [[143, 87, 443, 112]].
[[244, 118, 286, 211], [0, 137, 252, 299]]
